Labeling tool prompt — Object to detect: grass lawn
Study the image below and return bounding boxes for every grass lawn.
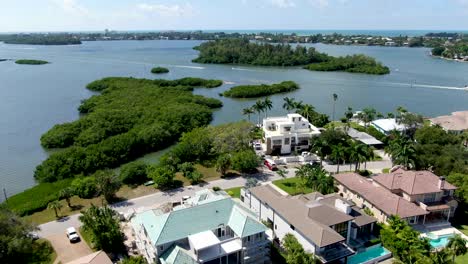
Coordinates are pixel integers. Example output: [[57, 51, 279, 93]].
[[225, 187, 242, 198], [24, 184, 157, 225], [24, 164, 240, 225], [456, 253, 468, 264], [273, 177, 314, 195], [79, 227, 96, 251]]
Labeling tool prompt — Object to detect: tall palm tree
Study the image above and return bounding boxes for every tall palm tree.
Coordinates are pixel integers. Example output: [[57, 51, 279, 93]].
[[447, 234, 467, 264], [242, 107, 254, 122], [311, 138, 327, 166], [331, 144, 346, 173], [363, 145, 375, 170], [263, 97, 273, 118], [332, 93, 338, 121], [314, 168, 334, 194], [282, 97, 296, 113], [361, 107, 377, 127], [252, 100, 265, 125], [297, 104, 315, 121], [59, 187, 74, 208], [48, 200, 63, 218]]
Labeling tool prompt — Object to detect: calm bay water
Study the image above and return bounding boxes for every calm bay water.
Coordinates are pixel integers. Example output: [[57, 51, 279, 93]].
[[0, 40, 467, 199]]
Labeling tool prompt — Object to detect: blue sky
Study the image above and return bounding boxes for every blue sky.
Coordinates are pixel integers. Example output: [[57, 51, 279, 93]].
[[1, 0, 468, 32]]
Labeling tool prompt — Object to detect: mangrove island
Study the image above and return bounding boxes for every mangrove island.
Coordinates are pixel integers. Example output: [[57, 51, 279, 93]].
[[222, 81, 299, 98], [15, 59, 49, 65], [151, 66, 170, 74], [193, 39, 390, 75]]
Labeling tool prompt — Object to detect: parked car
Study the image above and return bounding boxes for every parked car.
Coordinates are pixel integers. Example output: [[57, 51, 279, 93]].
[[264, 159, 278, 171], [66, 227, 80, 243], [254, 143, 262, 150]]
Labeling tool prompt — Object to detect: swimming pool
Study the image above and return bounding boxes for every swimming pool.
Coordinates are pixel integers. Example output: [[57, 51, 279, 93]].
[[429, 234, 453, 248], [348, 245, 391, 264]]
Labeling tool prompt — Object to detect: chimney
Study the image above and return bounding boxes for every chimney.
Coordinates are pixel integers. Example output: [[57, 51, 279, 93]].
[[438, 176, 445, 190], [335, 199, 351, 215]]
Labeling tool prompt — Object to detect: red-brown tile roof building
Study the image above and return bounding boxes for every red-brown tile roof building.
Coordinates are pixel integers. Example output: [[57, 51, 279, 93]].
[[333, 168, 458, 226]]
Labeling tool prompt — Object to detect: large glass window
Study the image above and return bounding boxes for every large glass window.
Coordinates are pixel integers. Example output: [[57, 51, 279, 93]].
[[284, 138, 290, 145], [333, 222, 348, 237], [273, 140, 282, 145]]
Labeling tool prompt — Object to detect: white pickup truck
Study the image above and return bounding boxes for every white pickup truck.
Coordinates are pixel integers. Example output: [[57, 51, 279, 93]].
[[66, 227, 80, 243]]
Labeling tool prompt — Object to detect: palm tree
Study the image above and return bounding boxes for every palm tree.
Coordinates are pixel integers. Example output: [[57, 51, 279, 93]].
[[282, 97, 296, 113], [59, 187, 74, 208], [360, 107, 377, 127], [344, 106, 353, 121], [363, 145, 375, 170], [332, 93, 338, 121], [263, 97, 273, 118], [297, 104, 315, 121], [242, 107, 254, 122], [252, 100, 265, 125], [311, 138, 327, 166], [314, 168, 334, 194], [48, 200, 63, 218], [447, 234, 467, 264], [331, 144, 346, 173]]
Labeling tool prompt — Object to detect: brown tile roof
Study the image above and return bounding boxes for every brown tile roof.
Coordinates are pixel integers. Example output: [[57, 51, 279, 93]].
[[372, 168, 457, 195], [66, 251, 112, 264], [429, 111, 468, 131], [333, 173, 428, 219], [249, 185, 347, 247]]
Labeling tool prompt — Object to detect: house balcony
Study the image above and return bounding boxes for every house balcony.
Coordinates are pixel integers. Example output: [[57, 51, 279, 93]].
[[316, 242, 355, 264], [197, 237, 243, 263]]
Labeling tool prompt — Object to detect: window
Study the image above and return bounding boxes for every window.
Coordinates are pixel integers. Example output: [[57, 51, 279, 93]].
[[443, 190, 450, 197], [240, 195, 244, 202], [160, 246, 164, 251], [275, 224, 277, 230], [299, 117, 302, 121], [333, 222, 348, 237], [424, 193, 436, 203], [273, 140, 282, 145], [284, 138, 290, 145], [284, 126, 291, 132], [290, 224, 295, 230]]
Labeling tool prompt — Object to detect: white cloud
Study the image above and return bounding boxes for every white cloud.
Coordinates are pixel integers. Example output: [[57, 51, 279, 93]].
[[51, 0, 89, 16], [269, 0, 296, 8], [137, 3, 194, 17]]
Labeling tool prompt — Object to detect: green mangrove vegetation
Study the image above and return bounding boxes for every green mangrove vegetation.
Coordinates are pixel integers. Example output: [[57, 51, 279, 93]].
[[303, 55, 390, 75], [151, 66, 170, 74], [193, 38, 390, 74], [15, 59, 49, 65], [35, 77, 223, 183], [0, 34, 81, 45], [222, 81, 299, 98]]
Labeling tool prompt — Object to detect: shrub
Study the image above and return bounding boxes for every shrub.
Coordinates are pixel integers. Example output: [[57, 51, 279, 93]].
[[212, 186, 221, 191], [71, 177, 98, 199], [120, 161, 149, 185], [231, 149, 259, 173], [15, 59, 49, 65], [148, 165, 175, 189]]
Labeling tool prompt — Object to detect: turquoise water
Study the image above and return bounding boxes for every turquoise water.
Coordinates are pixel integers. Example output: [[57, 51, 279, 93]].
[[429, 235, 452, 248], [348, 245, 391, 264], [1, 40, 468, 199]]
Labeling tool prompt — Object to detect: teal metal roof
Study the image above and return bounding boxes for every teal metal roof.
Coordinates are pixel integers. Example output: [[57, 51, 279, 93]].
[[159, 245, 197, 264], [134, 192, 267, 247]]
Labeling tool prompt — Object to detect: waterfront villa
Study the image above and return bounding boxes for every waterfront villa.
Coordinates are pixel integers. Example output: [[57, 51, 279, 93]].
[[262, 113, 321, 155], [241, 184, 377, 263], [131, 189, 270, 264], [429, 111, 468, 134], [333, 168, 458, 226]]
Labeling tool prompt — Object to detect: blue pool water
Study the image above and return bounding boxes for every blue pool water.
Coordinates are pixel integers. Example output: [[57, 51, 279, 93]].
[[429, 235, 452, 248], [348, 245, 391, 264]]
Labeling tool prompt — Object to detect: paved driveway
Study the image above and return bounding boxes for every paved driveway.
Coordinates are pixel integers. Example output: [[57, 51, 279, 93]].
[[46, 229, 92, 263]]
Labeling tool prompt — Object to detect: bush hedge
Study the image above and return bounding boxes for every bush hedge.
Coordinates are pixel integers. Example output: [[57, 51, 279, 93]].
[[222, 81, 299, 98]]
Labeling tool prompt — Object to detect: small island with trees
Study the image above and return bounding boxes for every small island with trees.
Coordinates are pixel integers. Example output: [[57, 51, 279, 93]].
[[15, 59, 49, 65], [222, 81, 299, 98], [0, 34, 81, 45], [193, 39, 390, 75], [431, 43, 468, 62], [151, 66, 170, 74]]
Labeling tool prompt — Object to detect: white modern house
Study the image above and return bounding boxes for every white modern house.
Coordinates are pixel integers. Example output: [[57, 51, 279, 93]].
[[262, 113, 320, 155], [131, 189, 270, 264], [241, 184, 377, 263]]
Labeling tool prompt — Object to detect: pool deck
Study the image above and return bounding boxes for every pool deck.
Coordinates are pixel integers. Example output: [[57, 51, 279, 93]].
[[419, 226, 468, 247]]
